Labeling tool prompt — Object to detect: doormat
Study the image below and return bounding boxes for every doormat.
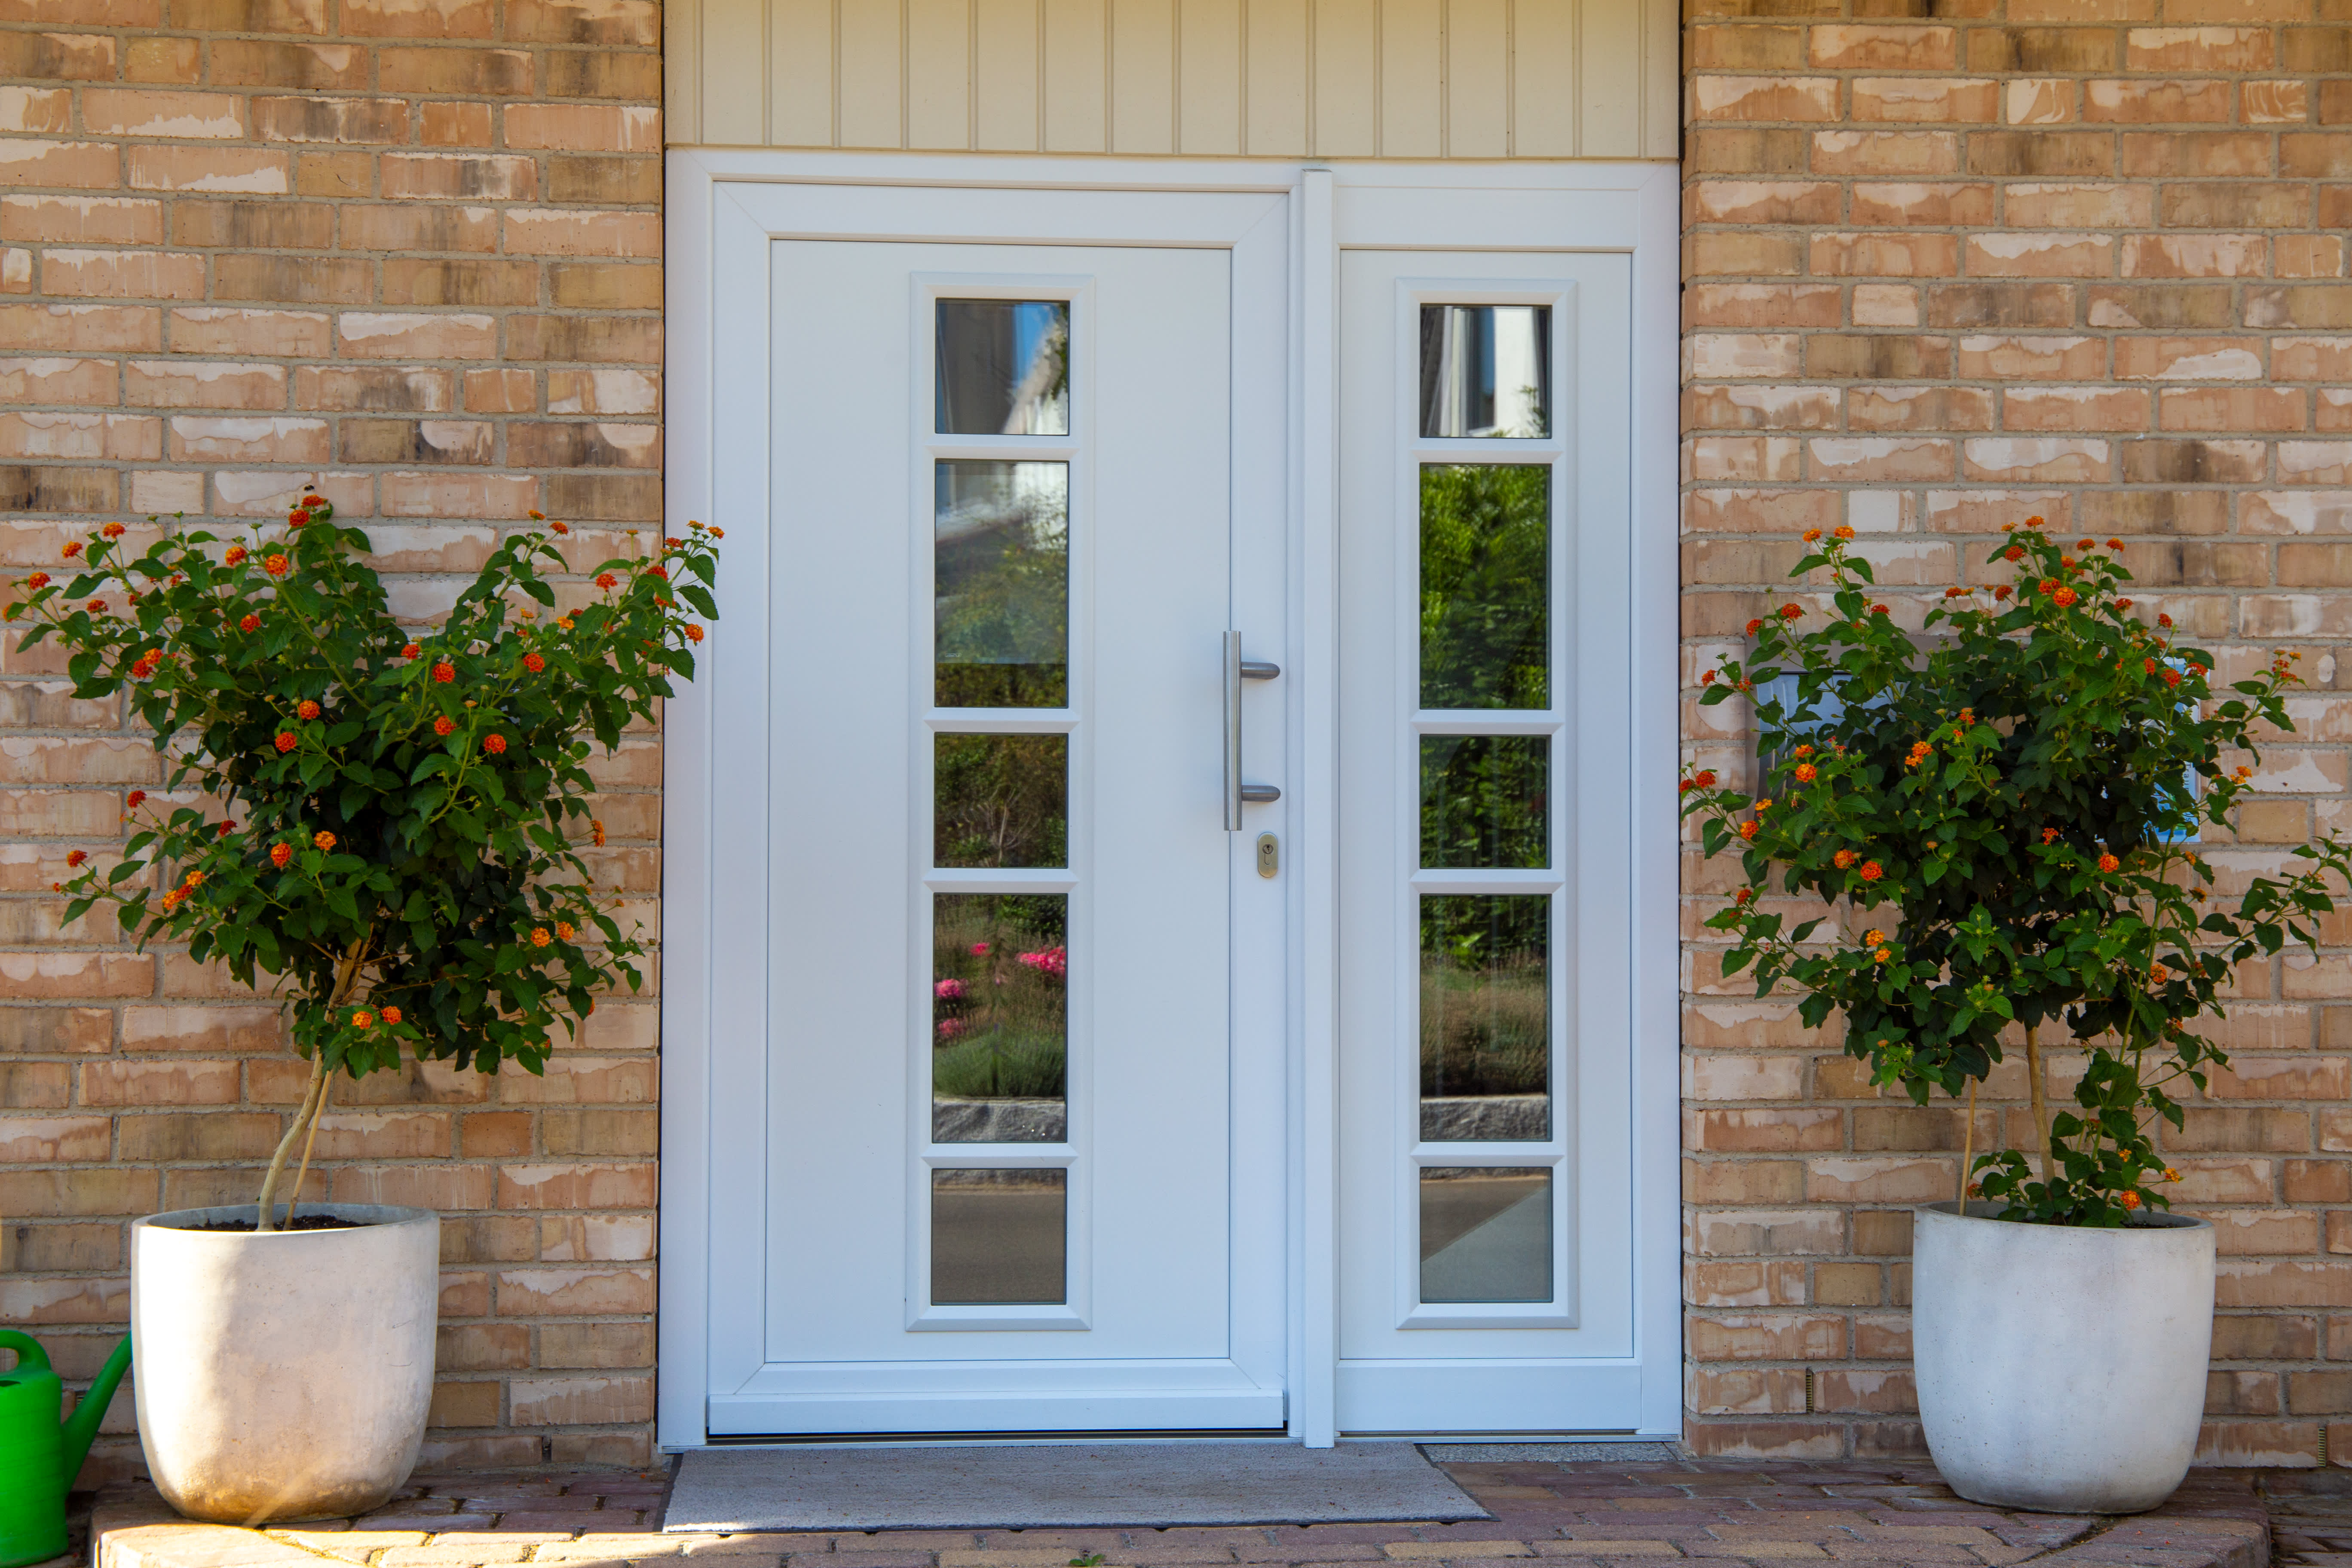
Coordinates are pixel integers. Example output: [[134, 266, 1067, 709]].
[[663, 1442, 1494, 1531]]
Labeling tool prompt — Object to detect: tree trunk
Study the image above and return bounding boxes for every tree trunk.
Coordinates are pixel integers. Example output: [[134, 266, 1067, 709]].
[[1957, 1078, 1977, 1209], [253, 935, 369, 1233], [2025, 1024, 2054, 1180], [254, 1052, 326, 1233]]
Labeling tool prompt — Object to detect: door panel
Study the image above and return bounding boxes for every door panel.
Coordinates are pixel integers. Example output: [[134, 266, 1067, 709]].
[[1334, 249, 1639, 1434], [714, 199, 1290, 1436]]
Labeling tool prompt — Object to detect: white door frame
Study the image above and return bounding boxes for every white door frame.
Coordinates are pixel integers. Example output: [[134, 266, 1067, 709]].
[[661, 149, 1683, 1449]]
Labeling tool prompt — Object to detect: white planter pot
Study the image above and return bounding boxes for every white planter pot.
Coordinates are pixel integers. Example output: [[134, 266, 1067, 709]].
[[130, 1203, 440, 1525], [1911, 1201, 2214, 1514]]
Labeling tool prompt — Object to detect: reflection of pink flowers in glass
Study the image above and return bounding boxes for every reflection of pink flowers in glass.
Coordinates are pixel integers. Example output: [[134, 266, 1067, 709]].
[[970, 942, 990, 956], [937, 1018, 967, 1040], [1017, 946, 1068, 980], [934, 978, 965, 1000]]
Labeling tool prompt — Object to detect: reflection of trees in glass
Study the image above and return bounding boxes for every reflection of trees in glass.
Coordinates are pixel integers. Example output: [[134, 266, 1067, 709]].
[[936, 461, 1069, 707], [936, 300, 1071, 436], [1420, 735, 1548, 869], [934, 893, 1067, 1099], [1420, 896, 1548, 1098], [1420, 465, 1549, 711], [936, 733, 1067, 869]]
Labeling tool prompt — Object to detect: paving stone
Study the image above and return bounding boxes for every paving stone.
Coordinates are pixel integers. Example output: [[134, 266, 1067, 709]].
[[89, 1463, 2293, 1568], [1382, 1545, 1531, 1558]]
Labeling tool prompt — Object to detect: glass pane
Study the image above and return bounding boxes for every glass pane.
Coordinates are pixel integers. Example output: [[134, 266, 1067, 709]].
[[933, 892, 1067, 1143], [1421, 735, 1548, 869], [937, 300, 1071, 435], [933, 1169, 1067, 1304], [1420, 306, 1550, 438], [936, 733, 1067, 869], [1420, 465, 1549, 711], [1420, 1167, 1552, 1303], [1421, 895, 1549, 1142], [936, 460, 1069, 707]]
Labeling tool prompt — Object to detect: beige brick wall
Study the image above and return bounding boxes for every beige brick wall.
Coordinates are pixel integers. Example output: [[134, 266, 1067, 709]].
[[0, 0, 664, 1476], [1681, 0, 2352, 1462]]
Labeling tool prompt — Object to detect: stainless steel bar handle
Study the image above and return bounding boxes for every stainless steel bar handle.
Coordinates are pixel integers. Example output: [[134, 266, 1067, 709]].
[[1224, 630, 1281, 831]]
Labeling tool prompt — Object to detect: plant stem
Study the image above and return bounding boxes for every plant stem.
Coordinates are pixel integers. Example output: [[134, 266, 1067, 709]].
[[281, 1071, 332, 1230], [1958, 1077, 1976, 1211], [2024, 1023, 2053, 1180], [252, 932, 368, 1233], [254, 1050, 325, 1234]]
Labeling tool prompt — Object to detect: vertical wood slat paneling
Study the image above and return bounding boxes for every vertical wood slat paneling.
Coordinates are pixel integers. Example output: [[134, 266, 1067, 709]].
[[1575, 0, 1638, 158], [1245, 0, 1308, 156], [1178, 0, 1243, 155], [836, 0, 904, 145], [1446, 0, 1508, 157], [907, 0, 973, 148], [667, 0, 1674, 159], [1511, 0, 1574, 156], [1041, 0, 1107, 150], [1376, 0, 1438, 156], [976, 0, 1042, 149], [1310, 0, 1376, 158], [771, 0, 836, 147], [698, 0, 767, 146], [1109, 0, 1176, 152]]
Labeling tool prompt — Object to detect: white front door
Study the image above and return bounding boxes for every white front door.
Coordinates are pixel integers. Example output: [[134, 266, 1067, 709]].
[[1332, 248, 1644, 1434], [695, 186, 1292, 1436], [667, 157, 1684, 1448]]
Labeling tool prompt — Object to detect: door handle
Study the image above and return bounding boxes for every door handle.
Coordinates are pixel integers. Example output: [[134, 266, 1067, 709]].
[[1224, 630, 1280, 831]]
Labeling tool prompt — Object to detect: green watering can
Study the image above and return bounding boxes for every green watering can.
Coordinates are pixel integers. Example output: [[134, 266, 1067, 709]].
[[0, 1330, 132, 1568]]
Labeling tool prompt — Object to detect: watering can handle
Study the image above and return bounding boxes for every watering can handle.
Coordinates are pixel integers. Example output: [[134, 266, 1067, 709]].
[[0, 1329, 50, 1373]]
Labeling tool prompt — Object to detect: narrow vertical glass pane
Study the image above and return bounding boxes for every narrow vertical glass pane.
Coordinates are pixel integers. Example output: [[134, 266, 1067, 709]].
[[936, 460, 1069, 707], [1420, 1167, 1553, 1303], [1420, 465, 1549, 711], [933, 1169, 1067, 1304], [937, 300, 1071, 435], [1421, 895, 1549, 1142], [933, 892, 1067, 1143], [1420, 306, 1550, 438], [1421, 735, 1549, 869], [935, 733, 1068, 869]]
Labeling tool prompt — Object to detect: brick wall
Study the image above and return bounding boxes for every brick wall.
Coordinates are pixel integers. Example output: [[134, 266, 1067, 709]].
[[0, 0, 664, 1476], [1680, 0, 2352, 1461]]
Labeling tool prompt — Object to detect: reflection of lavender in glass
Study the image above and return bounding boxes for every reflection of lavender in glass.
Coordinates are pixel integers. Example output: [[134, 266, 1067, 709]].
[[931, 893, 1069, 1135]]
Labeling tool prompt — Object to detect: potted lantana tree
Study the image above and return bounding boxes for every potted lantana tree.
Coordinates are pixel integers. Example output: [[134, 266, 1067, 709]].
[[6, 494, 719, 1524], [1684, 519, 2352, 1514]]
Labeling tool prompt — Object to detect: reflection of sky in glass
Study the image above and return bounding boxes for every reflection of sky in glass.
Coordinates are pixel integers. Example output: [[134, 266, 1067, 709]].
[[1420, 306, 1550, 438], [937, 300, 1070, 435], [935, 460, 1069, 707]]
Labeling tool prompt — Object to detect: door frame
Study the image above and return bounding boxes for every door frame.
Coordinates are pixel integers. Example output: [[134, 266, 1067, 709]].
[[661, 150, 1683, 1449]]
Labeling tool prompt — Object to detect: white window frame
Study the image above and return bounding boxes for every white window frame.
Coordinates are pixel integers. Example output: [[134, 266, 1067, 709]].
[[660, 149, 1682, 1449]]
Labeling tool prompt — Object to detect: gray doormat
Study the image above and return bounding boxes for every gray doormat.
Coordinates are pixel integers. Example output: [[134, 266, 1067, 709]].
[[664, 1442, 1494, 1531]]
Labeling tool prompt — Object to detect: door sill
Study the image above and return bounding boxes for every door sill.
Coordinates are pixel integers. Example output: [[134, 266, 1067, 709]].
[[703, 1427, 1294, 1446]]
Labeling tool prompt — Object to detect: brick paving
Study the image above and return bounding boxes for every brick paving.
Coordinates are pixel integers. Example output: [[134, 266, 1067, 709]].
[[89, 1458, 2276, 1568], [2257, 1469, 2352, 1568]]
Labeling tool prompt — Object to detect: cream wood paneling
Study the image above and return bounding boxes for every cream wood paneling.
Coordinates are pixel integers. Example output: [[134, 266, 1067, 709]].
[[667, 0, 1678, 158]]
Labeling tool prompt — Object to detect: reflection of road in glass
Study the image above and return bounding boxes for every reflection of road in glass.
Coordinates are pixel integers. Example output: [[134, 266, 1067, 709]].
[[933, 1170, 1066, 1304], [1419, 1169, 1552, 1304]]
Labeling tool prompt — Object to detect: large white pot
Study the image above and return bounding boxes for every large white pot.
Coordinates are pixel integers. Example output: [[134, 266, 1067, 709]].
[[1911, 1201, 2214, 1514], [130, 1203, 439, 1525]]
